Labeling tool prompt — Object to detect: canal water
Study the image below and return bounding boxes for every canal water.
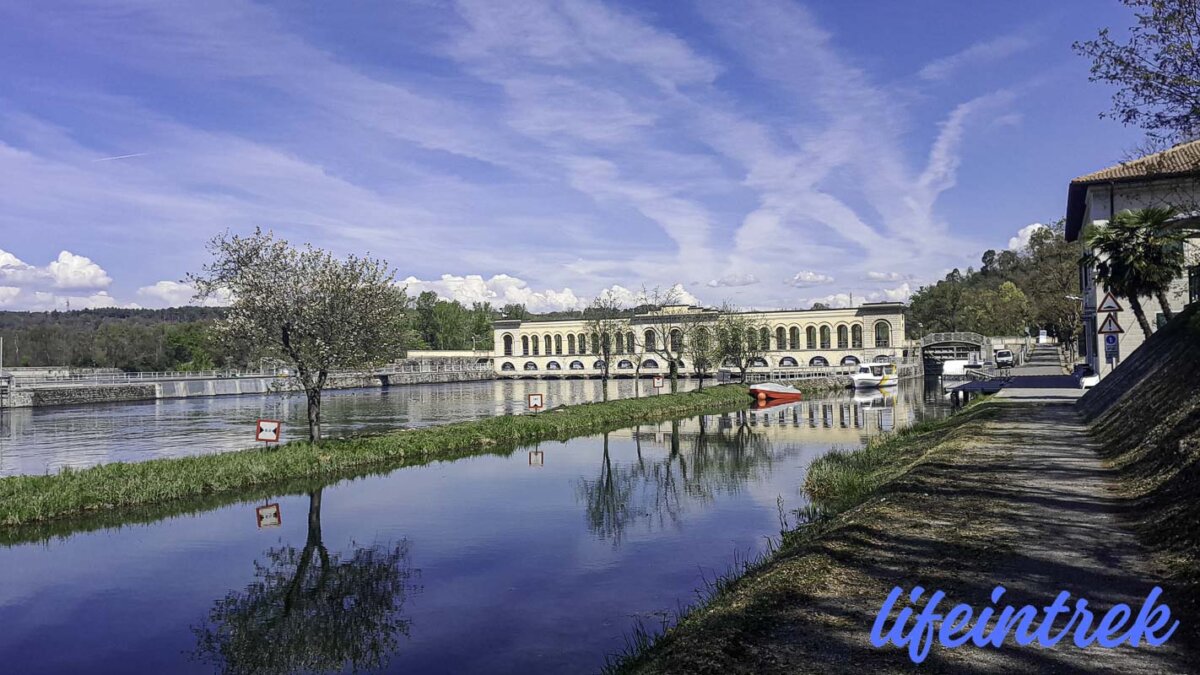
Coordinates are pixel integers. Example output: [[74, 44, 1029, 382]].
[[0, 381, 947, 674], [0, 379, 699, 476]]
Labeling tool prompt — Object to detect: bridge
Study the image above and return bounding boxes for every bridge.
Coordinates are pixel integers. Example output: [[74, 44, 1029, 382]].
[[919, 332, 993, 375]]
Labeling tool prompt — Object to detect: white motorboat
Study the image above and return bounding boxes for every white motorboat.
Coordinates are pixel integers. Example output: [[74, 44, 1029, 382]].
[[851, 363, 898, 389]]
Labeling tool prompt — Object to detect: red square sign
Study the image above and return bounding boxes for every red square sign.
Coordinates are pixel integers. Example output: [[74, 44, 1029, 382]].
[[256, 419, 282, 442]]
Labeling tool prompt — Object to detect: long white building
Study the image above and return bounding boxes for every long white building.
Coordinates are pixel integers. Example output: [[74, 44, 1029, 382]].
[[490, 302, 907, 377]]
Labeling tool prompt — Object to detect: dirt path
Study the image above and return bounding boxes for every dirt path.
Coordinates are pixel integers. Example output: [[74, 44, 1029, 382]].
[[628, 400, 1191, 673]]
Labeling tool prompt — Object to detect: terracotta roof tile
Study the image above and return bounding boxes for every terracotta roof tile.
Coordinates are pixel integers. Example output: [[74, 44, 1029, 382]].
[[1072, 139, 1200, 184]]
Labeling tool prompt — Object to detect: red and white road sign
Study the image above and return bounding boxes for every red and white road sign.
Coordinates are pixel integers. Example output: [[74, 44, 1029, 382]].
[[1097, 292, 1124, 313], [255, 419, 282, 442], [1097, 314, 1124, 334], [652, 376, 664, 389], [527, 393, 544, 411]]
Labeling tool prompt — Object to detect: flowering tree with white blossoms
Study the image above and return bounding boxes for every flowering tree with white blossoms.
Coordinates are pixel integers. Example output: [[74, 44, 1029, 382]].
[[190, 228, 408, 442]]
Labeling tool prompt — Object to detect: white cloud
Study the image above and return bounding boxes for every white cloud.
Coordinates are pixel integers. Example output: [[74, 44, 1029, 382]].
[[864, 271, 914, 282], [1008, 223, 1046, 250], [802, 282, 911, 308], [401, 274, 584, 313], [881, 282, 913, 302], [918, 33, 1034, 81], [707, 273, 759, 288], [136, 280, 232, 307], [0, 288, 134, 311], [784, 271, 834, 288], [0, 248, 112, 292]]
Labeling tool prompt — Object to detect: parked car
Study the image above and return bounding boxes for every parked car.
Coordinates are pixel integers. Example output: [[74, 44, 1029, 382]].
[[995, 349, 1015, 368]]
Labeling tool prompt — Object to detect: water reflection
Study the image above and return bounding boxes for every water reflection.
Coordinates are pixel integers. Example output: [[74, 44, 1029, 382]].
[[192, 488, 420, 675]]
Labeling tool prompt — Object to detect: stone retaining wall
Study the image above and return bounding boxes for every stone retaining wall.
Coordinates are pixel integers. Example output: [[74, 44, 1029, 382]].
[[29, 384, 159, 407]]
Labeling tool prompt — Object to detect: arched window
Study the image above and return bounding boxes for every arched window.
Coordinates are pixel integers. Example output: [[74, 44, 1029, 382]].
[[591, 333, 601, 355], [779, 356, 798, 367], [789, 326, 800, 349], [643, 359, 660, 369], [852, 324, 863, 349], [568, 334, 576, 355], [873, 354, 892, 363], [617, 359, 634, 370], [503, 334, 513, 356], [644, 329, 656, 351], [521, 335, 529, 356], [554, 334, 563, 355], [578, 334, 587, 354], [670, 328, 683, 352], [523, 361, 538, 371], [837, 325, 848, 349], [759, 327, 770, 350], [874, 321, 891, 348], [841, 355, 860, 366], [819, 325, 831, 349], [593, 359, 607, 370], [547, 361, 561, 370], [543, 335, 552, 355], [602, 332, 612, 355], [806, 326, 817, 349], [746, 327, 758, 350], [775, 327, 786, 349], [615, 333, 624, 354], [809, 356, 829, 367], [501, 362, 516, 371], [531, 336, 539, 355], [569, 360, 585, 370], [749, 357, 768, 367], [626, 331, 635, 352]]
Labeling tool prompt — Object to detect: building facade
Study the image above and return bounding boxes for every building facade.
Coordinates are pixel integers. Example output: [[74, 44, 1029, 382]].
[[490, 302, 907, 377], [1065, 140, 1200, 376]]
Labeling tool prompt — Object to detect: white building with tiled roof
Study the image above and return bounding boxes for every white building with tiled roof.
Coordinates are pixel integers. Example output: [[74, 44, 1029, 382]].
[[1065, 140, 1200, 376]]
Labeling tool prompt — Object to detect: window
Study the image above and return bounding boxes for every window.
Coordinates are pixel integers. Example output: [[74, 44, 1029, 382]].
[[568, 334, 576, 355], [543, 335, 552, 355], [569, 360, 584, 370], [776, 327, 786, 349], [746, 327, 758, 350], [789, 327, 800, 349], [851, 325, 863, 349], [670, 329, 683, 352], [874, 321, 891, 348], [643, 359, 660, 369], [809, 356, 829, 366], [521, 335, 529, 356], [749, 357, 768, 367], [503, 334, 513, 356], [554, 335, 562, 355], [644, 330, 656, 351], [578, 334, 587, 354], [531, 336, 539, 355], [779, 356, 798, 367], [523, 361, 538, 371], [501, 362, 516, 371], [617, 359, 634, 369], [841, 355, 859, 366], [593, 360, 606, 370], [837, 325, 848, 349], [626, 331, 636, 352], [547, 361, 561, 370], [592, 333, 601, 355], [759, 327, 770, 349], [806, 326, 817, 349], [615, 333, 624, 354], [819, 326, 831, 349]]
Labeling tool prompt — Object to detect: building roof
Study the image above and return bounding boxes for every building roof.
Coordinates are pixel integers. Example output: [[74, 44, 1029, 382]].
[[1065, 139, 1200, 241]]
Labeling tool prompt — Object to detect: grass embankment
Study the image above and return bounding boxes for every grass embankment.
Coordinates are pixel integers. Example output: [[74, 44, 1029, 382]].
[[1080, 305, 1200, 626], [0, 385, 751, 529], [610, 401, 999, 674]]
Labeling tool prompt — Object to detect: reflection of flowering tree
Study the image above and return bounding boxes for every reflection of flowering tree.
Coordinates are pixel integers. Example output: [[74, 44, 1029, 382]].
[[193, 489, 420, 675], [575, 418, 782, 545]]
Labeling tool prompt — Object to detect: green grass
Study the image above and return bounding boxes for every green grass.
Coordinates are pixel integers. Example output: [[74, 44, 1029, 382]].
[[0, 385, 755, 529]]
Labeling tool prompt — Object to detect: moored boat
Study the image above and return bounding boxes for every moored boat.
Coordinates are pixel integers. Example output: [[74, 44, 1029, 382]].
[[851, 363, 898, 389], [748, 382, 804, 402]]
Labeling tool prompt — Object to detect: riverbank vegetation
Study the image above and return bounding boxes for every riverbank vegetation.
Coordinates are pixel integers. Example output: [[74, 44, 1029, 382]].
[[0, 385, 751, 529]]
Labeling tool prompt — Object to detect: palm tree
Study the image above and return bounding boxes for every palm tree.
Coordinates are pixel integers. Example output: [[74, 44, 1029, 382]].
[[1085, 207, 1193, 335]]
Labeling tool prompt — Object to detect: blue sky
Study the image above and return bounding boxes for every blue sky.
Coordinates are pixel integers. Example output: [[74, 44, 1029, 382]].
[[0, 0, 1146, 312]]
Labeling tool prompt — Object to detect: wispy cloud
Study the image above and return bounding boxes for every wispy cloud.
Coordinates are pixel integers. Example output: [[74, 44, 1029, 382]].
[[919, 32, 1035, 82]]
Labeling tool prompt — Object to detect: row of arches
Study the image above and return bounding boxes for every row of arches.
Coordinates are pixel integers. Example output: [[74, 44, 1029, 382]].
[[499, 322, 892, 357], [499, 353, 893, 372]]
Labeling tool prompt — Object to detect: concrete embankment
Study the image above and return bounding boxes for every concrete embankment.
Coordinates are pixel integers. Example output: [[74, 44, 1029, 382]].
[[2, 356, 493, 408], [616, 340, 1196, 673]]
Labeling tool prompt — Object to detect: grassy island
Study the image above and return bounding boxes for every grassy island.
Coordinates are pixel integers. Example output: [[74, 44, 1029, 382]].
[[0, 385, 760, 528]]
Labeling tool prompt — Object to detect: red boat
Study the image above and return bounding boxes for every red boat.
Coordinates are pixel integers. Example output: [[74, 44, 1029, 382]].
[[748, 382, 804, 403]]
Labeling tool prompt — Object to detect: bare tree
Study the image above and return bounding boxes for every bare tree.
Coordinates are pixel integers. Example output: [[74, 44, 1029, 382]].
[[583, 290, 630, 400], [681, 314, 720, 389], [714, 304, 765, 383], [638, 285, 689, 392], [190, 228, 408, 442]]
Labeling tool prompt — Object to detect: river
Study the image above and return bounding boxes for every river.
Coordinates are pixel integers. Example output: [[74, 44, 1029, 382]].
[[0, 379, 948, 673]]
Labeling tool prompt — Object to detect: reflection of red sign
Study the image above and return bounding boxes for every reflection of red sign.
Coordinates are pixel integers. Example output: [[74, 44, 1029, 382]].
[[256, 419, 282, 442], [527, 393, 544, 411], [529, 450, 544, 466], [256, 503, 281, 528]]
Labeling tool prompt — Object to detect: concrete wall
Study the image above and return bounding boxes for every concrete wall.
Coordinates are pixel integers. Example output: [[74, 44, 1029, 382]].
[[27, 384, 158, 407]]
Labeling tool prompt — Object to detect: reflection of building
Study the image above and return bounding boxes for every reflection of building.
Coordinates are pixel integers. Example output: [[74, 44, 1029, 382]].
[[491, 303, 907, 378], [1066, 141, 1200, 376]]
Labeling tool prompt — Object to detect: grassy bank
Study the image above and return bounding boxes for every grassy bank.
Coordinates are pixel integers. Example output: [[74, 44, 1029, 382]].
[[0, 385, 752, 528], [609, 401, 997, 674]]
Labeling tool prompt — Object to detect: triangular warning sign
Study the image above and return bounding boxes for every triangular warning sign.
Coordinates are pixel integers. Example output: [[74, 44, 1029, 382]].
[[1098, 292, 1123, 313], [1097, 314, 1124, 334]]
